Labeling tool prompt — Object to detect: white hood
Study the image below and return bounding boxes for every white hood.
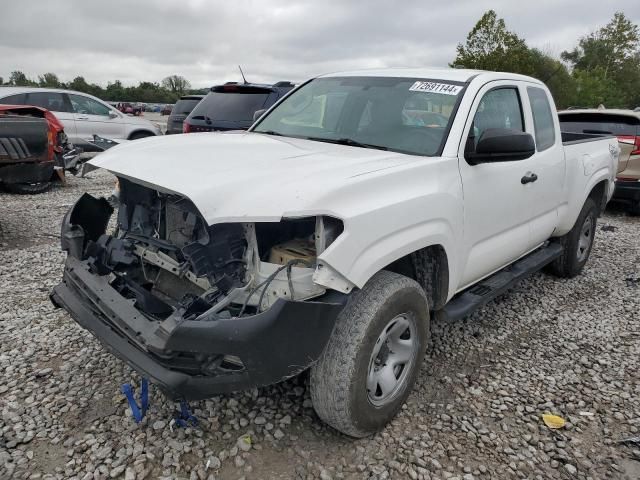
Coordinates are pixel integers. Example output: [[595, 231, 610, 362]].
[[90, 132, 422, 224]]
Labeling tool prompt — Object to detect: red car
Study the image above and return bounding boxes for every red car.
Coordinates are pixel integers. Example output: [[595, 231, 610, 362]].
[[117, 103, 142, 116]]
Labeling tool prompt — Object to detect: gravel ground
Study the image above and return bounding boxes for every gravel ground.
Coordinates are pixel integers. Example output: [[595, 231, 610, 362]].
[[1, 170, 639, 480]]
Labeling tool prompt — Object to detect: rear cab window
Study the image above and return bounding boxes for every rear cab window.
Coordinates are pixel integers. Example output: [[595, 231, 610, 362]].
[[527, 87, 556, 151]]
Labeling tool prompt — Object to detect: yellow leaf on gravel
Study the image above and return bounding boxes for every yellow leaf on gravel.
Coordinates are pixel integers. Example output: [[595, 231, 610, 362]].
[[542, 414, 566, 429]]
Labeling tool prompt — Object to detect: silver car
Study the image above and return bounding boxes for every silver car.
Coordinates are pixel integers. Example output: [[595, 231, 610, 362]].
[[0, 87, 163, 141]]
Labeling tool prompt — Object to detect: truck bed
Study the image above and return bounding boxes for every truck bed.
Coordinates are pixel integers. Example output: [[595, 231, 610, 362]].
[[561, 130, 613, 145]]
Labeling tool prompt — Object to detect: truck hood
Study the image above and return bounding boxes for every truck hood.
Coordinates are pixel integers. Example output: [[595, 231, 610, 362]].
[[90, 131, 424, 224]]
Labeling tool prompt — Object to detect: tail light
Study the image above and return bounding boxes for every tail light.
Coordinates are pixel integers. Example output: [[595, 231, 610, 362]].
[[617, 135, 640, 156], [183, 122, 192, 133], [47, 130, 55, 161]]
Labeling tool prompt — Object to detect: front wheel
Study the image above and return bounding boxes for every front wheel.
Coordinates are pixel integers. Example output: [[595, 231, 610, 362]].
[[547, 197, 598, 278], [129, 131, 154, 140], [310, 271, 429, 437]]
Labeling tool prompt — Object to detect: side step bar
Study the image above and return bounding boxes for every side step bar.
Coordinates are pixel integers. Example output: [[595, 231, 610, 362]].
[[442, 242, 563, 322]]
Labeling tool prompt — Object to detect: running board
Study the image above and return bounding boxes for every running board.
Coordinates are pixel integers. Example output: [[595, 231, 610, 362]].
[[442, 243, 563, 322]]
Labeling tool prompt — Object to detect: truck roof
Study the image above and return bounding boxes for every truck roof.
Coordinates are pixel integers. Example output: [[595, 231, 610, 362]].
[[319, 68, 544, 85]]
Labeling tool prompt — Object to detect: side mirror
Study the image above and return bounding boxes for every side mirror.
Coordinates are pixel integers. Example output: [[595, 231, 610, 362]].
[[253, 109, 267, 123], [108, 111, 119, 119], [468, 128, 535, 164]]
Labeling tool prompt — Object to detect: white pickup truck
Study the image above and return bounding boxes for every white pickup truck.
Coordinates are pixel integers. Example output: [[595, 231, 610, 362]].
[[51, 68, 620, 437]]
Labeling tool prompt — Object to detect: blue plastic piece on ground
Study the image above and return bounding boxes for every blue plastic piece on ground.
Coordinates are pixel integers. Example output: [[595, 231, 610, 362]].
[[175, 400, 198, 428], [121, 378, 149, 423]]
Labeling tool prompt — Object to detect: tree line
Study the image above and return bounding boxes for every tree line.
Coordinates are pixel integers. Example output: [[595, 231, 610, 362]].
[[0, 73, 204, 104], [451, 10, 640, 109], [1, 11, 638, 109]]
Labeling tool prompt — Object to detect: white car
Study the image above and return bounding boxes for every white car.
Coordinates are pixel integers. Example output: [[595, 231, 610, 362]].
[[52, 68, 619, 437], [0, 87, 162, 141]]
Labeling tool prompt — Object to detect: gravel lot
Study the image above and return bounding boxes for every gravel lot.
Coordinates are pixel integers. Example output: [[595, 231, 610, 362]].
[[1, 170, 639, 480]]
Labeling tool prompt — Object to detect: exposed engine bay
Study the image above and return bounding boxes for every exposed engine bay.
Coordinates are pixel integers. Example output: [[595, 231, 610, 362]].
[[71, 178, 344, 323]]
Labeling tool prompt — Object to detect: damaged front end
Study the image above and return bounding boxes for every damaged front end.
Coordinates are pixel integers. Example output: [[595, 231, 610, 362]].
[[51, 178, 347, 400]]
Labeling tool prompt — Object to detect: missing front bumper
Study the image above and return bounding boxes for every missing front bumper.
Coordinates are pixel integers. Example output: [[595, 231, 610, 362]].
[[51, 256, 346, 400]]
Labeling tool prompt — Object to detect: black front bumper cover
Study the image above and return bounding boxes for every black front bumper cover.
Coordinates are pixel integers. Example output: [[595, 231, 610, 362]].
[[51, 256, 346, 400]]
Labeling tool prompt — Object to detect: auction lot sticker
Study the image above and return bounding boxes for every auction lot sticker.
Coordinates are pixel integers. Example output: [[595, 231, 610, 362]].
[[409, 81, 463, 95]]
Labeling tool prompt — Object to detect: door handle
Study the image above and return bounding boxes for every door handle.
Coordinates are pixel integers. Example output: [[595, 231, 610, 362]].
[[76, 116, 89, 120], [521, 172, 538, 184]]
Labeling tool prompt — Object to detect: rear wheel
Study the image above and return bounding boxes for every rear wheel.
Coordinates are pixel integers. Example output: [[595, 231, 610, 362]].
[[629, 200, 640, 216], [310, 271, 429, 437], [4, 181, 51, 195], [547, 197, 598, 278]]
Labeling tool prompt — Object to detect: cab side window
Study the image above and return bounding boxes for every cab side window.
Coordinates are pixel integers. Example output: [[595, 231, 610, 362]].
[[25, 92, 72, 112], [466, 87, 524, 154], [69, 94, 111, 116], [0, 93, 26, 105], [527, 87, 556, 151]]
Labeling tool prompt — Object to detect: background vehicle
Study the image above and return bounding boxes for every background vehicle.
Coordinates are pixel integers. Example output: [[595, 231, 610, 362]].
[[0, 88, 162, 141], [559, 109, 640, 214], [0, 107, 53, 193], [182, 81, 293, 133], [117, 102, 144, 116], [166, 95, 204, 134], [52, 69, 619, 438], [0, 104, 80, 171], [161, 104, 173, 116]]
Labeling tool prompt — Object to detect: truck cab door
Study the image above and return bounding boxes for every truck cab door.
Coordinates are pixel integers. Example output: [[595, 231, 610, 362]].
[[522, 86, 565, 245], [457, 82, 539, 289]]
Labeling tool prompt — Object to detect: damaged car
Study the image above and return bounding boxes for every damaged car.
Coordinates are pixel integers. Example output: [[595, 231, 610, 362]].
[[52, 69, 619, 437], [0, 104, 80, 193]]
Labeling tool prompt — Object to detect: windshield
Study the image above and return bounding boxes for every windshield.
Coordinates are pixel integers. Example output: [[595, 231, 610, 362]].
[[253, 76, 465, 156], [191, 91, 270, 122]]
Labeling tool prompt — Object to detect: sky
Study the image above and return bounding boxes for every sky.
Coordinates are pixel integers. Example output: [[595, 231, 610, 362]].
[[1, 0, 638, 89]]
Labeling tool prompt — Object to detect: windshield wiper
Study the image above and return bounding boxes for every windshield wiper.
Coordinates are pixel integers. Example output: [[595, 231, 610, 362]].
[[304, 136, 388, 151], [257, 130, 284, 136]]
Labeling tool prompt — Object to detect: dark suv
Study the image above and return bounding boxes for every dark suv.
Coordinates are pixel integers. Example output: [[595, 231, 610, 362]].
[[183, 81, 294, 133], [166, 95, 204, 134]]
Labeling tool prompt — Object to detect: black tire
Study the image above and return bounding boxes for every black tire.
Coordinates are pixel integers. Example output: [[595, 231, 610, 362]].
[[310, 270, 429, 437], [629, 200, 640, 216], [129, 131, 154, 140], [547, 197, 598, 278], [4, 182, 51, 195]]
